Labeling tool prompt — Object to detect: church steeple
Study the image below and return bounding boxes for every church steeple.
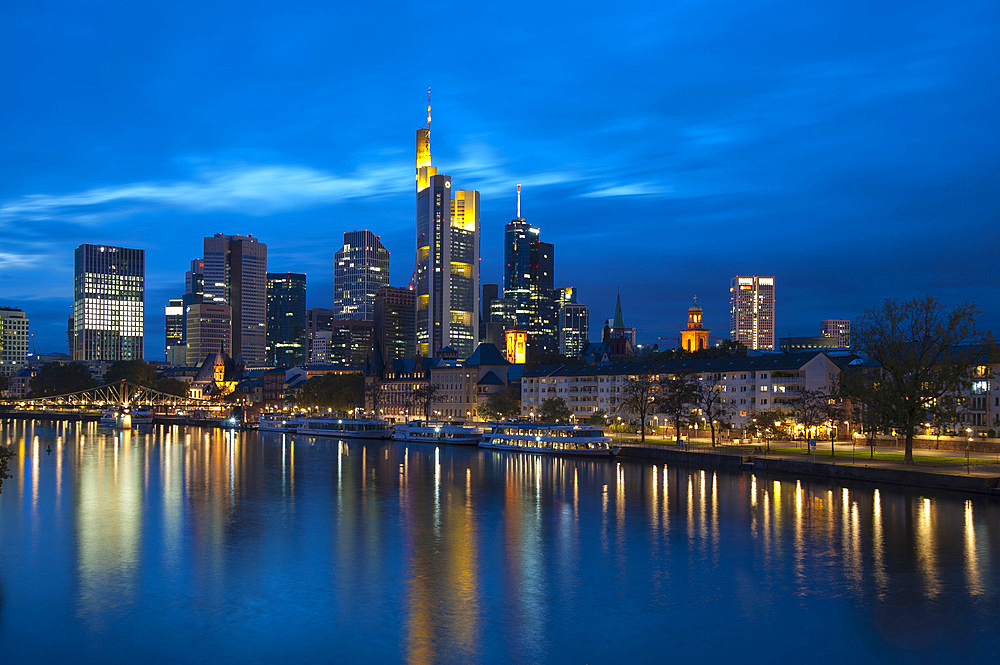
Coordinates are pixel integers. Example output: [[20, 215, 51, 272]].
[[612, 293, 625, 329]]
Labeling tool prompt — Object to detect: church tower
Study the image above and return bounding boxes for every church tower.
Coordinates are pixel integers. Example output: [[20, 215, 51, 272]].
[[680, 296, 710, 352]]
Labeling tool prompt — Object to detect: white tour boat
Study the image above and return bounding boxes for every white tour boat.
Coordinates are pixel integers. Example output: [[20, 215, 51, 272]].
[[480, 421, 620, 457], [391, 420, 482, 446], [296, 413, 393, 439], [259, 413, 303, 433]]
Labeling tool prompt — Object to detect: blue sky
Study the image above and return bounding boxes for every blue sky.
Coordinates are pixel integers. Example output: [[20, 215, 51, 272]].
[[1, 0, 998, 357]]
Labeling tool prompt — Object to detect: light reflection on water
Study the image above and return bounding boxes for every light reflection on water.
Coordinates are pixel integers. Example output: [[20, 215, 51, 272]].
[[0, 420, 998, 664]]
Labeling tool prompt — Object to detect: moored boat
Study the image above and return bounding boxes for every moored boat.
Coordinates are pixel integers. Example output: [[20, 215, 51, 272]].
[[479, 421, 619, 457], [296, 413, 393, 439], [259, 413, 303, 433], [391, 420, 482, 445]]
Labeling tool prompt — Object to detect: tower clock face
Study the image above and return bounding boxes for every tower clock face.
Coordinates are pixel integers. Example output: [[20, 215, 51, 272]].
[[445, 181, 451, 188]]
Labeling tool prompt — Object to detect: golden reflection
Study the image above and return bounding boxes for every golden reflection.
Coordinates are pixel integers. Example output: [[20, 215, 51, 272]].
[[915, 497, 940, 598], [964, 500, 983, 596]]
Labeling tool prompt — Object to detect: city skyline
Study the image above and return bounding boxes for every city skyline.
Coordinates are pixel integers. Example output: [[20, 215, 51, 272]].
[[1, 0, 998, 355]]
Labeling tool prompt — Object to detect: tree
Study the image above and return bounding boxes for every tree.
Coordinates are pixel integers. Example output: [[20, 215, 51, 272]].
[[620, 372, 656, 442], [103, 360, 157, 386], [364, 379, 385, 416], [0, 373, 10, 395], [155, 377, 190, 398], [477, 392, 520, 422], [296, 373, 364, 411], [790, 388, 832, 448], [538, 396, 573, 423], [657, 374, 700, 444], [842, 296, 996, 463], [694, 377, 729, 446], [587, 409, 608, 426], [412, 383, 442, 420], [29, 362, 97, 397]]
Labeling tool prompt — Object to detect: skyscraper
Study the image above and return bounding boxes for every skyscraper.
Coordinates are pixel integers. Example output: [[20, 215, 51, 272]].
[[0, 307, 29, 375], [266, 272, 307, 366], [822, 319, 851, 348], [73, 244, 144, 361], [203, 234, 267, 366], [559, 303, 589, 358], [306, 308, 337, 363], [414, 97, 480, 357], [730, 276, 775, 350], [503, 186, 557, 355], [185, 303, 232, 367], [334, 230, 389, 321], [164, 298, 184, 362], [374, 286, 415, 361]]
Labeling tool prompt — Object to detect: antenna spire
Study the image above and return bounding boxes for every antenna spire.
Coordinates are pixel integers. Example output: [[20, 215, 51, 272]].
[[516, 184, 521, 218], [426, 87, 431, 130]]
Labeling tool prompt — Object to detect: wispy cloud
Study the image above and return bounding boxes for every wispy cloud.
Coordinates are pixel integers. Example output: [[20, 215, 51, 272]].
[[579, 182, 673, 198], [0, 161, 414, 224]]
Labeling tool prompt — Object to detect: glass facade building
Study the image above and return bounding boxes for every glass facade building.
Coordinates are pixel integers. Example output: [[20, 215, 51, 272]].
[[0, 307, 29, 375], [503, 217, 556, 355], [730, 275, 775, 350], [73, 244, 144, 361], [266, 272, 307, 367], [374, 286, 415, 361], [334, 230, 389, 321], [203, 234, 267, 366]]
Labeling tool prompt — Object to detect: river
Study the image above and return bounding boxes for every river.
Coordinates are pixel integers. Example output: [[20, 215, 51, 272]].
[[0, 420, 997, 664]]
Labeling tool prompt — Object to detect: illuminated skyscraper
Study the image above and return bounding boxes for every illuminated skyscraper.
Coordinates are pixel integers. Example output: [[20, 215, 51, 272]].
[[266, 273, 307, 366], [559, 303, 589, 358], [822, 319, 851, 348], [164, 298, 184, 362], [0, 307, 29, 375], [185, 303, 232, 367], [203, 234, 267, 366], [73, 244, 144, 361], [334, 230, 389, 321], [730, 275, 775, 350], [503, 186, 556, 354], [374, 286, 415, 361], [414, 94, 480, 357]]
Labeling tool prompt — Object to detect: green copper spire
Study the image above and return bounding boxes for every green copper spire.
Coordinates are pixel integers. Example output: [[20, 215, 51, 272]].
[[612, 293, 625, 329]]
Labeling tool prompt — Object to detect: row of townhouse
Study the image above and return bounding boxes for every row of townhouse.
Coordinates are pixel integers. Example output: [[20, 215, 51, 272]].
[[521, 351, 842, 427]]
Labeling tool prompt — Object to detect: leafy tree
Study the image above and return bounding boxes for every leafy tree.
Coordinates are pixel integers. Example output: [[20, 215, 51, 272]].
[[620, 372, 656, 442], [364, 379, 385, 415], [790, 388, 832, 445], [0, 373, 10, 394], [538, 396, 573, 423], [477, 392, 520, 421], [586, 409, 608, 426], [29, 362, 97, 397], [657, 374, 700, 444], [103, 360, 157, 386], [412, 383, 442, 420], [155, 377, 190, 398], [694, 377, 729, 446], [296, 373, 364, 411], [841, 296, 995, 463]]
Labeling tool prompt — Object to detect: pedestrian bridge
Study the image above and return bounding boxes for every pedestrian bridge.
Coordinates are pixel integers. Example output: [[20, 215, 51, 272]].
[[4, 379, 216, 412]]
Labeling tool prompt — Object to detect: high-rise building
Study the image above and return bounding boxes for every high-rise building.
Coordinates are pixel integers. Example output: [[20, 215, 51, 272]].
[[266, 273, 307, 367], [730, 275, 775, 350], [559, 303, 589, 358], [185, 259, 204, 298], [374, 286, 415, 361], [414, 100, 480, 357], [334, 230, 389, 321], [164, 298, 184, 361], [0, 307, 29, 375], [329, 320, 373, 367], [203, 234, 267, 366], [822, 319, 851, 348], [481, 283, 499, 340], [185, 303, 232, 367], [73, 244, 144, 361], [503, 187, 557, 355], [306, 308, 337, 363]]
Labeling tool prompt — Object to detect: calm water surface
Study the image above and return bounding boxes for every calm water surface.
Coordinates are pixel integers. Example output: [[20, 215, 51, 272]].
[[0, 420, 997, 664]]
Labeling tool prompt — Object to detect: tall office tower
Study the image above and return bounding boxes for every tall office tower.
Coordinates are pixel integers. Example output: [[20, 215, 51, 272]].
[[503, 186, 557, 354], [822, 319, 851, 348], [66, 312, 74, 356], [203, 234, 267, 366], [185, 259, 204, 298], [266, 273, 307, 367], [0, 307, 29, 375], [185, 303, 232, 367], [559, 303, 589, 358], [556, 287, 577, 307], [730, 275, 775, 350], [307, 308, 337, 363], [329, 320, 374, 367], [414, 98, 480, 357], [374, 286, 415, 361], [481, 283, 499, 340], [73, 244, 144, 361], [164, 298, 184, 362], [334, 230, 389, 321]]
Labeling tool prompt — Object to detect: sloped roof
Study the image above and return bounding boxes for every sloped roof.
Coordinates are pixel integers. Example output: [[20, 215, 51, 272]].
[[521, 350, 833, 378], [476, 370, 506, 386], [465, 343, 509, 367]]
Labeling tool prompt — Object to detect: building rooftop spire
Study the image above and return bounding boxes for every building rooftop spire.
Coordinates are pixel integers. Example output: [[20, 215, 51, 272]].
[[516, 183, 521, 218], [613, 293, 625, 329], [426, 86, 431, 130]]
